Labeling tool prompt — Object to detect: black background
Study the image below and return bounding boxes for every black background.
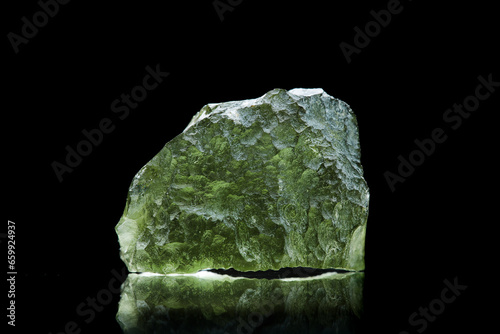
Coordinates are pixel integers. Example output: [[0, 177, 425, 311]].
[[5, 0, 498, 333]]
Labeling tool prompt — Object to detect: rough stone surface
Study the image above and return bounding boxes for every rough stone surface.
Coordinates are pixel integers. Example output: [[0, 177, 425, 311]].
[[116, 88, 369, 273], [117, 272, 364, 334]]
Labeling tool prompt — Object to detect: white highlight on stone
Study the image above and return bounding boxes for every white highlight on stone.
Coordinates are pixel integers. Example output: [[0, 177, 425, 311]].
[[288, 88, 325, 97]]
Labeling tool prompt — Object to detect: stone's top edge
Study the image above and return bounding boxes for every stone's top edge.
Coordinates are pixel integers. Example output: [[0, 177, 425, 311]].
[[205, 88, 331, 109], [183, 88, 343, 133], [288, 88, 326, 97]]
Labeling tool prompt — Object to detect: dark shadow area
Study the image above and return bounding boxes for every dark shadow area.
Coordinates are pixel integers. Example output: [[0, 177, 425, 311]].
[[206, 266, 356, 279]]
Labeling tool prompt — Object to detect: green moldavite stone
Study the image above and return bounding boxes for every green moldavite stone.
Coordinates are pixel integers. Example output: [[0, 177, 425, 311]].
[[116, 88, 369, 273]]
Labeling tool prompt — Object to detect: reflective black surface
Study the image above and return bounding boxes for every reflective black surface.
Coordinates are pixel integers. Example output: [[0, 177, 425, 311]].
[[117, 272, 364, 334]]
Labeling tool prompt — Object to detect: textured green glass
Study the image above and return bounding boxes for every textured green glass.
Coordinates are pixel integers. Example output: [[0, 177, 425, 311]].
[[117, 272, 364, 334], [116, 88, 369, 273]]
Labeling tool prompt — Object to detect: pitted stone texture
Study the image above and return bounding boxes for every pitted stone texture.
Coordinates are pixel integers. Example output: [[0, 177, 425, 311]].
[[116, 88, 369, 273]]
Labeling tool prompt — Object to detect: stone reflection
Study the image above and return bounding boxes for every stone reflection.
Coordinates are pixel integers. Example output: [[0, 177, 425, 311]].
[[117, 271, 364, 334]]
